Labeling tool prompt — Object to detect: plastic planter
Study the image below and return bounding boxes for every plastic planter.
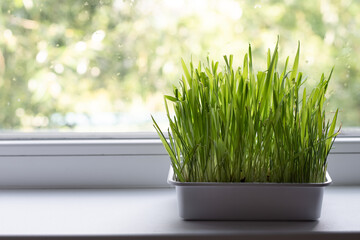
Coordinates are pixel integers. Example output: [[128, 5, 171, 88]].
[[168, 168, 332, 220]]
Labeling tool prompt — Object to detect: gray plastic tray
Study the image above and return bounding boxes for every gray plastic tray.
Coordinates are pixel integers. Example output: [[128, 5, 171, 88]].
[[168, 168, 332, 220]]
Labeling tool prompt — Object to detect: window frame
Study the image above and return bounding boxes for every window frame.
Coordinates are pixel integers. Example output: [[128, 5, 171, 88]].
[[0, 132, 359, 188]]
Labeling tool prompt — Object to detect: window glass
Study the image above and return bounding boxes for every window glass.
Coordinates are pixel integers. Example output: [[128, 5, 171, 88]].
[[0, 0, 357, 132]]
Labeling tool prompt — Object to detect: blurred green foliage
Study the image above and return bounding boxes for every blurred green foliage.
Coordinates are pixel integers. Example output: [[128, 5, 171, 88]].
[[0, 0, 358, 131]]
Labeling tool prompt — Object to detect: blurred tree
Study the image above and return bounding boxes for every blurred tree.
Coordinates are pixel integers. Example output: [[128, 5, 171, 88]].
[[0, 0, 358, 131]]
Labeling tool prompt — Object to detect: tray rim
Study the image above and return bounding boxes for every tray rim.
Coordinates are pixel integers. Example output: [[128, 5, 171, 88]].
[[167, 166, 332, 187]]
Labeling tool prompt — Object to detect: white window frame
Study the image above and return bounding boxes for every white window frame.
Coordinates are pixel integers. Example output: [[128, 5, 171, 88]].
[[0, 132, 359, 188]]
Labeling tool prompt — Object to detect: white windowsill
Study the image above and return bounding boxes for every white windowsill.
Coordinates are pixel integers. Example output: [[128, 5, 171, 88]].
[[0, 186, 359, 239]]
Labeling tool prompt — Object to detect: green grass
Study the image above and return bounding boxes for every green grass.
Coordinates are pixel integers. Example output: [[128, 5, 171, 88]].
[[152, 38, 340, 183]]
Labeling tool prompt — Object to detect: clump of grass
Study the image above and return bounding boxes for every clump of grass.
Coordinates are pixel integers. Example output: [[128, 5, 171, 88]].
[[152, 38, 340, 183]]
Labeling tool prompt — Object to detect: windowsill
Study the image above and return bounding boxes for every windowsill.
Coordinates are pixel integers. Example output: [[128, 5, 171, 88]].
[[0, 187, 359, 239]]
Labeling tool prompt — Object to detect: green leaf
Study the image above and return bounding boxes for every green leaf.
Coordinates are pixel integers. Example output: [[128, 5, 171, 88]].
[[290, 41, 300, 82], [263, 37, 279, 102], [326, 109, 339, 149], [243, 53, 249, 80], [151, 115, 185, 182], [164, 95, 178, 102], [181, 58, 192, 88]]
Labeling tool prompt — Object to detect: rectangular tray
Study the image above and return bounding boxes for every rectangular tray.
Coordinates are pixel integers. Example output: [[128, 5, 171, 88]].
[[168, 168, 332, 220]]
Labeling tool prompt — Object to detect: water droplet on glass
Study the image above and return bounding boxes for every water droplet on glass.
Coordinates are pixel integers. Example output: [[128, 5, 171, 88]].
[[91, 30, 106, 43], [36, 50, 48, 63], [54, 64, 64, 74], [76, 60, 88, 75], [75, 41, 87, 52], [90, 67, 101, 77], [84, 1, 89, 6]]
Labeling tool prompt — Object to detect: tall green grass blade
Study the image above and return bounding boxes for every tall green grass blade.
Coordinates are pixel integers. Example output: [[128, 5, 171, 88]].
[[326, 109, 339, 149], [290, 41, 300, 82], [181, 58, 192, 88]]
